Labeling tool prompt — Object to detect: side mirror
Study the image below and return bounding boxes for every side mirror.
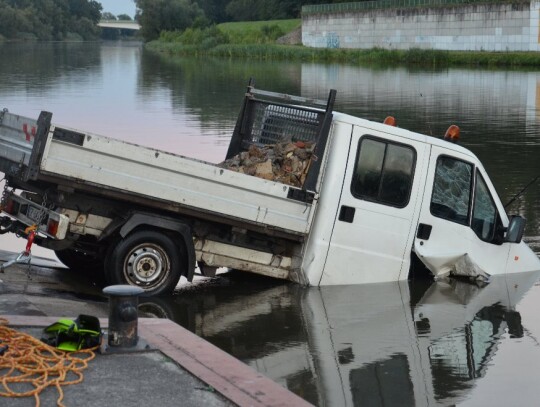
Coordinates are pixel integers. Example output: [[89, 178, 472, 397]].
[[505, 215, 526, 243]]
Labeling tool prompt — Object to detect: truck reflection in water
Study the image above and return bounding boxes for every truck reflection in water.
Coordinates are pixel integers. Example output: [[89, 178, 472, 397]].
[[138, 271, 539, 406]]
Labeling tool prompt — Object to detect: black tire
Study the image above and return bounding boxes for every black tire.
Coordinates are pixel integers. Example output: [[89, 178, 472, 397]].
[[55, 249, 104, 273], [105, 230, 183, 296]]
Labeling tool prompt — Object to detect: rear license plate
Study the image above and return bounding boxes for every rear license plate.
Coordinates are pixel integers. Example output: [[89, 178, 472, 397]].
[[26, 206, 42, 223]]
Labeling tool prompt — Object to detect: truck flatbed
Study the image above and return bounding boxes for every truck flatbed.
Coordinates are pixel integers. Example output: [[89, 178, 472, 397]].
[[0, 87, 335, 240]]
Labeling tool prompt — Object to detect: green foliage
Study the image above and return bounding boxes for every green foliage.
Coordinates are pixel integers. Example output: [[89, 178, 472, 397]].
[[156, 19, 298, 50], [442, 50, 540, 67], [147, 37, 540, 69], [158, 31, 184, 43], [222, 0, 336, 21], [64, 32, 85, 42], [169, 0, 342, 24], [0, 0, 102, 41], [226, 24, 284, 44], [135, 0, 205, 41], [74, 17, 101, 41], [134, 0, 336, 40], [102, 12, 117, 20], [117, 14, 133, 21], [192, 16, 212, 29], [159, 25, 229, 50], [403, 48, 450, 66], [218, 19, 299, 34], [69, 0, 102, 21], [261, 25, 285, 40], [195, 0, 227, 23], [15, 32, 38, 42], [225, 0, 291, 21], [218, 19, 299, 44]]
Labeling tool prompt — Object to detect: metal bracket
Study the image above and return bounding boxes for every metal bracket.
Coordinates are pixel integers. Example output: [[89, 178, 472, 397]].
[[0, 251, 32, 273], [0, 230, 36, 273]]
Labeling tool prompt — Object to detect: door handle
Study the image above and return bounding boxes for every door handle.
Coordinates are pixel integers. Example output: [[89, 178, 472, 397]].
[[338, 205, 355, 223], [417, 223, 432, 240]]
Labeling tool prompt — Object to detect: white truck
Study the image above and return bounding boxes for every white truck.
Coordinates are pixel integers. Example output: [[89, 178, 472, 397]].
[[0, 84, 538, 295]]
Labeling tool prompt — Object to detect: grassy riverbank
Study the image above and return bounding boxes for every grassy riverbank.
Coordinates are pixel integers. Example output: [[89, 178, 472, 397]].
[[147, 19, 540, 68]]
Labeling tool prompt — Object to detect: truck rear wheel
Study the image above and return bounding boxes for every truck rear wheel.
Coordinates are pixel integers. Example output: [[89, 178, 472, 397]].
[[105, 230, 182, 296]]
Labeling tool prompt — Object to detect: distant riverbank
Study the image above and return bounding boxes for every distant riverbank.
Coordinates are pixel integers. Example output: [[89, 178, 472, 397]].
[[145, 19, 540, 68], [147, 41, 540, 68]]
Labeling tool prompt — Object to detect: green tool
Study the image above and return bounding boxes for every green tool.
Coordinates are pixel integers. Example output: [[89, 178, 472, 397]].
[[42, 315, 102, 351]]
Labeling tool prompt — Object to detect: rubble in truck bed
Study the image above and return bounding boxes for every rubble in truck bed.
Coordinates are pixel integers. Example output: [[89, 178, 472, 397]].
[[218, 142, 316, 187]]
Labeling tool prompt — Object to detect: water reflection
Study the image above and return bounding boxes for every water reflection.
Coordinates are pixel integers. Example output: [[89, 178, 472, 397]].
[[137, 51, 303, 158], [138, 271, 539, 406], [0, 42, 101, 91]]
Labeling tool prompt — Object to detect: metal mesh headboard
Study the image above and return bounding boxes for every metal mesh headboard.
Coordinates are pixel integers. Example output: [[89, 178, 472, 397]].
[[226, 83, 336, 194], [249, 104, 322, 146], [227, 85, 336, 159]]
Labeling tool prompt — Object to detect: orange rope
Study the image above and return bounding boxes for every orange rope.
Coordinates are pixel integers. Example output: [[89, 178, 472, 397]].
[[0, 317, 97, 407]]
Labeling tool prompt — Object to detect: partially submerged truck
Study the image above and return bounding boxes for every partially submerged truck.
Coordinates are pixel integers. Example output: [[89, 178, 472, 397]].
[[0, 84, 539, 295]]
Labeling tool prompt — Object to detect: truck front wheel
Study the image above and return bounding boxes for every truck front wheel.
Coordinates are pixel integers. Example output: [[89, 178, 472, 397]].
[[105, 230, 183, 296]]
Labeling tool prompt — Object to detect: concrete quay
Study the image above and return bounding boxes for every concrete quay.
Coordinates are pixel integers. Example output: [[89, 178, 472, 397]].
[[0, 251, 312, 407]]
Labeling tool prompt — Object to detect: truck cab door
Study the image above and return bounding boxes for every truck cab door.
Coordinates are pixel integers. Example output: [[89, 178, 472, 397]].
[[414, 146, 510, 279], [320, 126, 429, 285]]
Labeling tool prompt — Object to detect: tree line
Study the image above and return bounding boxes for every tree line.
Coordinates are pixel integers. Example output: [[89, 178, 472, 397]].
[[135, 0, 354, 41], [0, 0, 102, 41], [0, 0, 359, 42], [101, 12, 133, 21]]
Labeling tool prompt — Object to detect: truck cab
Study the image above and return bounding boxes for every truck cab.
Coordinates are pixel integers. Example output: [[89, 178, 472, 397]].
[[304, 113, 540, 285]]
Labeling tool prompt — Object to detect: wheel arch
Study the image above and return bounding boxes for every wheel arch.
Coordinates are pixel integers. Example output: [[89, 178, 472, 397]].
[[119, 212, 196, 282]]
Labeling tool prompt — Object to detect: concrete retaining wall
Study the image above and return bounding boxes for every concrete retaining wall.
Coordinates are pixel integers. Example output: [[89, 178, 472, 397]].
[[302, 1, 540, 51]]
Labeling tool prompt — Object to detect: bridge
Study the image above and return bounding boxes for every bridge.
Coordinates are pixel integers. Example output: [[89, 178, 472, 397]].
[[98, 20, 140, 31]]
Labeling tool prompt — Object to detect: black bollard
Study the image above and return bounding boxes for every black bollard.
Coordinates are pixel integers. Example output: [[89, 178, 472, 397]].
[[103, 285, 144, 348]]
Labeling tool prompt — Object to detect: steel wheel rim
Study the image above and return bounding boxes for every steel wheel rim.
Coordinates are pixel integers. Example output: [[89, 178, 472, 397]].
[[123, 243, 170, 288]]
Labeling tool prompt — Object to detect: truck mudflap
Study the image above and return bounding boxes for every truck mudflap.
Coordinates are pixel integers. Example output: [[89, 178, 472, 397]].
[[414, 240, 491, 282], [0, 191, 69, 240]]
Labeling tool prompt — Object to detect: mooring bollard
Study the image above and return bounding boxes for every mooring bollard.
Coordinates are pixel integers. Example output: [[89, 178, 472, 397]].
[[103, 285, 144, 348]]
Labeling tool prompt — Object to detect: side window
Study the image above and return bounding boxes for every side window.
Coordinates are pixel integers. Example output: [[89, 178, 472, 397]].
[[430, 156, 472, 225], [351, 137, 416, 208], [472, 172, 498, 242]]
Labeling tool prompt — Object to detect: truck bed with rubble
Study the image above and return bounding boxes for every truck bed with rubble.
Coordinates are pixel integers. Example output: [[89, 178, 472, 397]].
[[0, 86, 336, 294]]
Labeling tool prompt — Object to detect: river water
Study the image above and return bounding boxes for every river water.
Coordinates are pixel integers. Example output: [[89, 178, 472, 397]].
[[1, 42, 540, 406]]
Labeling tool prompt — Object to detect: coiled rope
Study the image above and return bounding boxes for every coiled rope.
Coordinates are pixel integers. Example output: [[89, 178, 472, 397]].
[[0, 317, 97, 407]]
